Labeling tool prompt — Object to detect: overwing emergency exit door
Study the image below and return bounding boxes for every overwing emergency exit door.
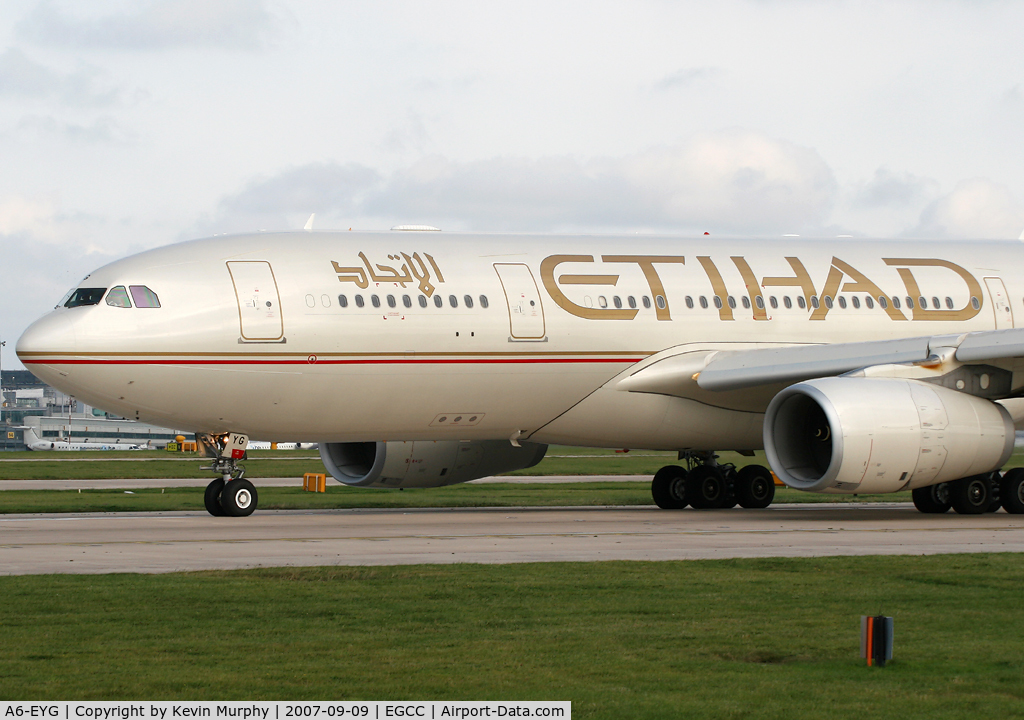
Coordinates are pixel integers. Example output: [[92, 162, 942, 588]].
[[984, 277, 1014, 329], [227, 261, 285, 341], [493, 263, 546, 340]]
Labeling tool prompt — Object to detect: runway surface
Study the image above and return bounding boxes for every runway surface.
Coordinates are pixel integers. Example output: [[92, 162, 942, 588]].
[[2, 503, 1023, 575]]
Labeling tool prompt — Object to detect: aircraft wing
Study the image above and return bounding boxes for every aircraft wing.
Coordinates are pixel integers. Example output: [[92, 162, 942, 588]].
[[688, 328, 1024, 393]]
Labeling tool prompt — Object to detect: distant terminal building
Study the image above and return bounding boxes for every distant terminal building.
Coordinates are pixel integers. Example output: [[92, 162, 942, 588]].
[[1, 369, 191, 450]]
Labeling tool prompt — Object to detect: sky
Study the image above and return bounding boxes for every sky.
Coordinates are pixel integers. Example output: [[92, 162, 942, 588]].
[[2, 0, 1024, 369]]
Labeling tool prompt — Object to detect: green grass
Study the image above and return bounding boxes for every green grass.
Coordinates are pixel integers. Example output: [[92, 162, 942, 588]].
[[0, 483, 910, 514], [6, 446, 1024, 481], [0, 447, 724, 480], [0, 555, 1022, 717]]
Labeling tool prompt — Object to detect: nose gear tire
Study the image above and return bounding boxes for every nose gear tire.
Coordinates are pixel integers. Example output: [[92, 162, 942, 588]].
[[221, 478, 258, 517], [204, 478, 226, 517]]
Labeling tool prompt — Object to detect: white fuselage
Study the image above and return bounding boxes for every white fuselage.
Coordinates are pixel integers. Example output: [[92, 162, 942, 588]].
[[16, 232, 1022, 452]]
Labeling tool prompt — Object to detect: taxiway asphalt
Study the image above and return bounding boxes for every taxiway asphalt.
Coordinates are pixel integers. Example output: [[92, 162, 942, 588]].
[[2, 502, 1023, 575]]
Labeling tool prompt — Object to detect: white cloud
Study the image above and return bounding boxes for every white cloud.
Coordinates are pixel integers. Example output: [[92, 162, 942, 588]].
[[654, 67, 719, 91], [18, 0, 280, 51], [0, 48, 120, 106], [13, 114, 133, 144], [912, 178, 1024, 239], [852, 168, 938, 209], [209, 131, 837, 235]]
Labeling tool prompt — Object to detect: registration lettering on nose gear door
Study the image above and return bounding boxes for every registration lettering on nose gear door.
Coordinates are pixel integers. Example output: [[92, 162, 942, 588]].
[[221, 433, 249, 460]]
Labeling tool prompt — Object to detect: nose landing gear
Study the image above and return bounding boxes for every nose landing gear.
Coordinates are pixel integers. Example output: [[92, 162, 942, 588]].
[[198, 433, 259, 517]]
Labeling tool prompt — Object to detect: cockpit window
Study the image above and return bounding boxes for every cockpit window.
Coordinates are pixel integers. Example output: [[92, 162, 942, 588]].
[[129, 286, 161, 308], [105, 286, 132, 308], [65, 288, 107, 308]]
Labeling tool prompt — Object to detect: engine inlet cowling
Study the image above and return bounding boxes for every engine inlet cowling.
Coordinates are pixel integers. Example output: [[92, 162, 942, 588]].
[[763, 377, 1014, 494], [319, 439, 547, 489]]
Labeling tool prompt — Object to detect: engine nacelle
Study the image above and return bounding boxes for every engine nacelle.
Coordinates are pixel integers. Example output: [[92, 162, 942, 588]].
[[764, 377, 1014, 494], [319, 439, 548, 489]]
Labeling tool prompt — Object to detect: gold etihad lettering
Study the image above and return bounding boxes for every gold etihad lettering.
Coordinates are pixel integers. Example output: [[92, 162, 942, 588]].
[[540, 255, 637, 320], [761, 257, 816, 306], [731, 257, 768, 321], [332, 252, 445, 297], [810, 258, 907, 321], [537, 252, 986, 324], [601, 256, 686, 320], [884, 258, 983, 321]]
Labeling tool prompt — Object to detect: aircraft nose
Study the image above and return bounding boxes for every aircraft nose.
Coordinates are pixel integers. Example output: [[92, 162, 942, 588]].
[[16, 311, 77, 361]]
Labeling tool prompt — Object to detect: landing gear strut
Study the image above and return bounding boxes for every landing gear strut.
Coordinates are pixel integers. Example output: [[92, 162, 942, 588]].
[[651, 452, 775, 510], [198, 433, 258, 517]]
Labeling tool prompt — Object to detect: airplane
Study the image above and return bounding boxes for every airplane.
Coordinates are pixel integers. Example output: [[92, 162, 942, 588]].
[[16, 229, 1024, 517], [22, 426, 142, 451], [245, 441, 317, 450]]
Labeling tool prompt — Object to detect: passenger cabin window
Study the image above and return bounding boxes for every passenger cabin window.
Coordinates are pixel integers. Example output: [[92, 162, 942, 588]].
[[755, 296, 764, 310], [339, 294, 348, 308], [434, 295, 443, 308], [931, 297, 940, 309], [449, 295, 458, 308], [727, 296, 736, 309], [387, 295, 396, 308], [65, 288, 107, 308], [402, 295, 412, 308], [613, 296, 622, 309], [628, 296, 636, 309], [770, 296, 778, 309], [105, 286, 132, 308], [971, 297, 980, 310], [852, 296, 861, 308], [713, 296, 723, 309], [418, 295, 428, 308], [879, 296, 888, 309], [797, 296, 806, 309], [824, 296, 833, 309], [355, 295, 365, 308], [464, 294, 474, 308], [371, 295, 380, 308], [642, 296, 651, 309], [945, 297, 954, 309], [598, 296, 608, 308], [906, 297, 914, 309], [865, 296, 874, 309], [783, 296, 792, 309], [742, 296, 750, 309], [810, 296, 820, 309], [892, 296, 901, 309], [699, 296, 708, 309], [129, 286, 160, 308], [685, 296, 694, 309], [838, 296, 847, 309], [918, 296, 926, 309], [480, 295, 489, 309]]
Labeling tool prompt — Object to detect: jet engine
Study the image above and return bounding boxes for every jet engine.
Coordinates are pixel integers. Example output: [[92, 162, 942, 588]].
[[319, 439, 548, 488], [764, 377, 1014, 494]]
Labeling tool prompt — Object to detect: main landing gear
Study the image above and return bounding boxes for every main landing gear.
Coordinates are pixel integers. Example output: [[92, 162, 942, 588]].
[[651, 452, 775, 510], [198, 433, 259, 517], [913, 469, 1024, 515]]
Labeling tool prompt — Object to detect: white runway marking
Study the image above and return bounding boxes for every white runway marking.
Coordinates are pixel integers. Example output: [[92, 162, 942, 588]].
[[1, 503, 1022, 575]]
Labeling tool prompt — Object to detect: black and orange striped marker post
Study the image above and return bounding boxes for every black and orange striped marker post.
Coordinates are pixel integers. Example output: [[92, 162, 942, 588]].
[[860, 615, 893, 667]]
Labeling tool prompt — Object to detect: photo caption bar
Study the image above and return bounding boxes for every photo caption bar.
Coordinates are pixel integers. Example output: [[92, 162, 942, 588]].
[[0, 703, 570, 720]]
